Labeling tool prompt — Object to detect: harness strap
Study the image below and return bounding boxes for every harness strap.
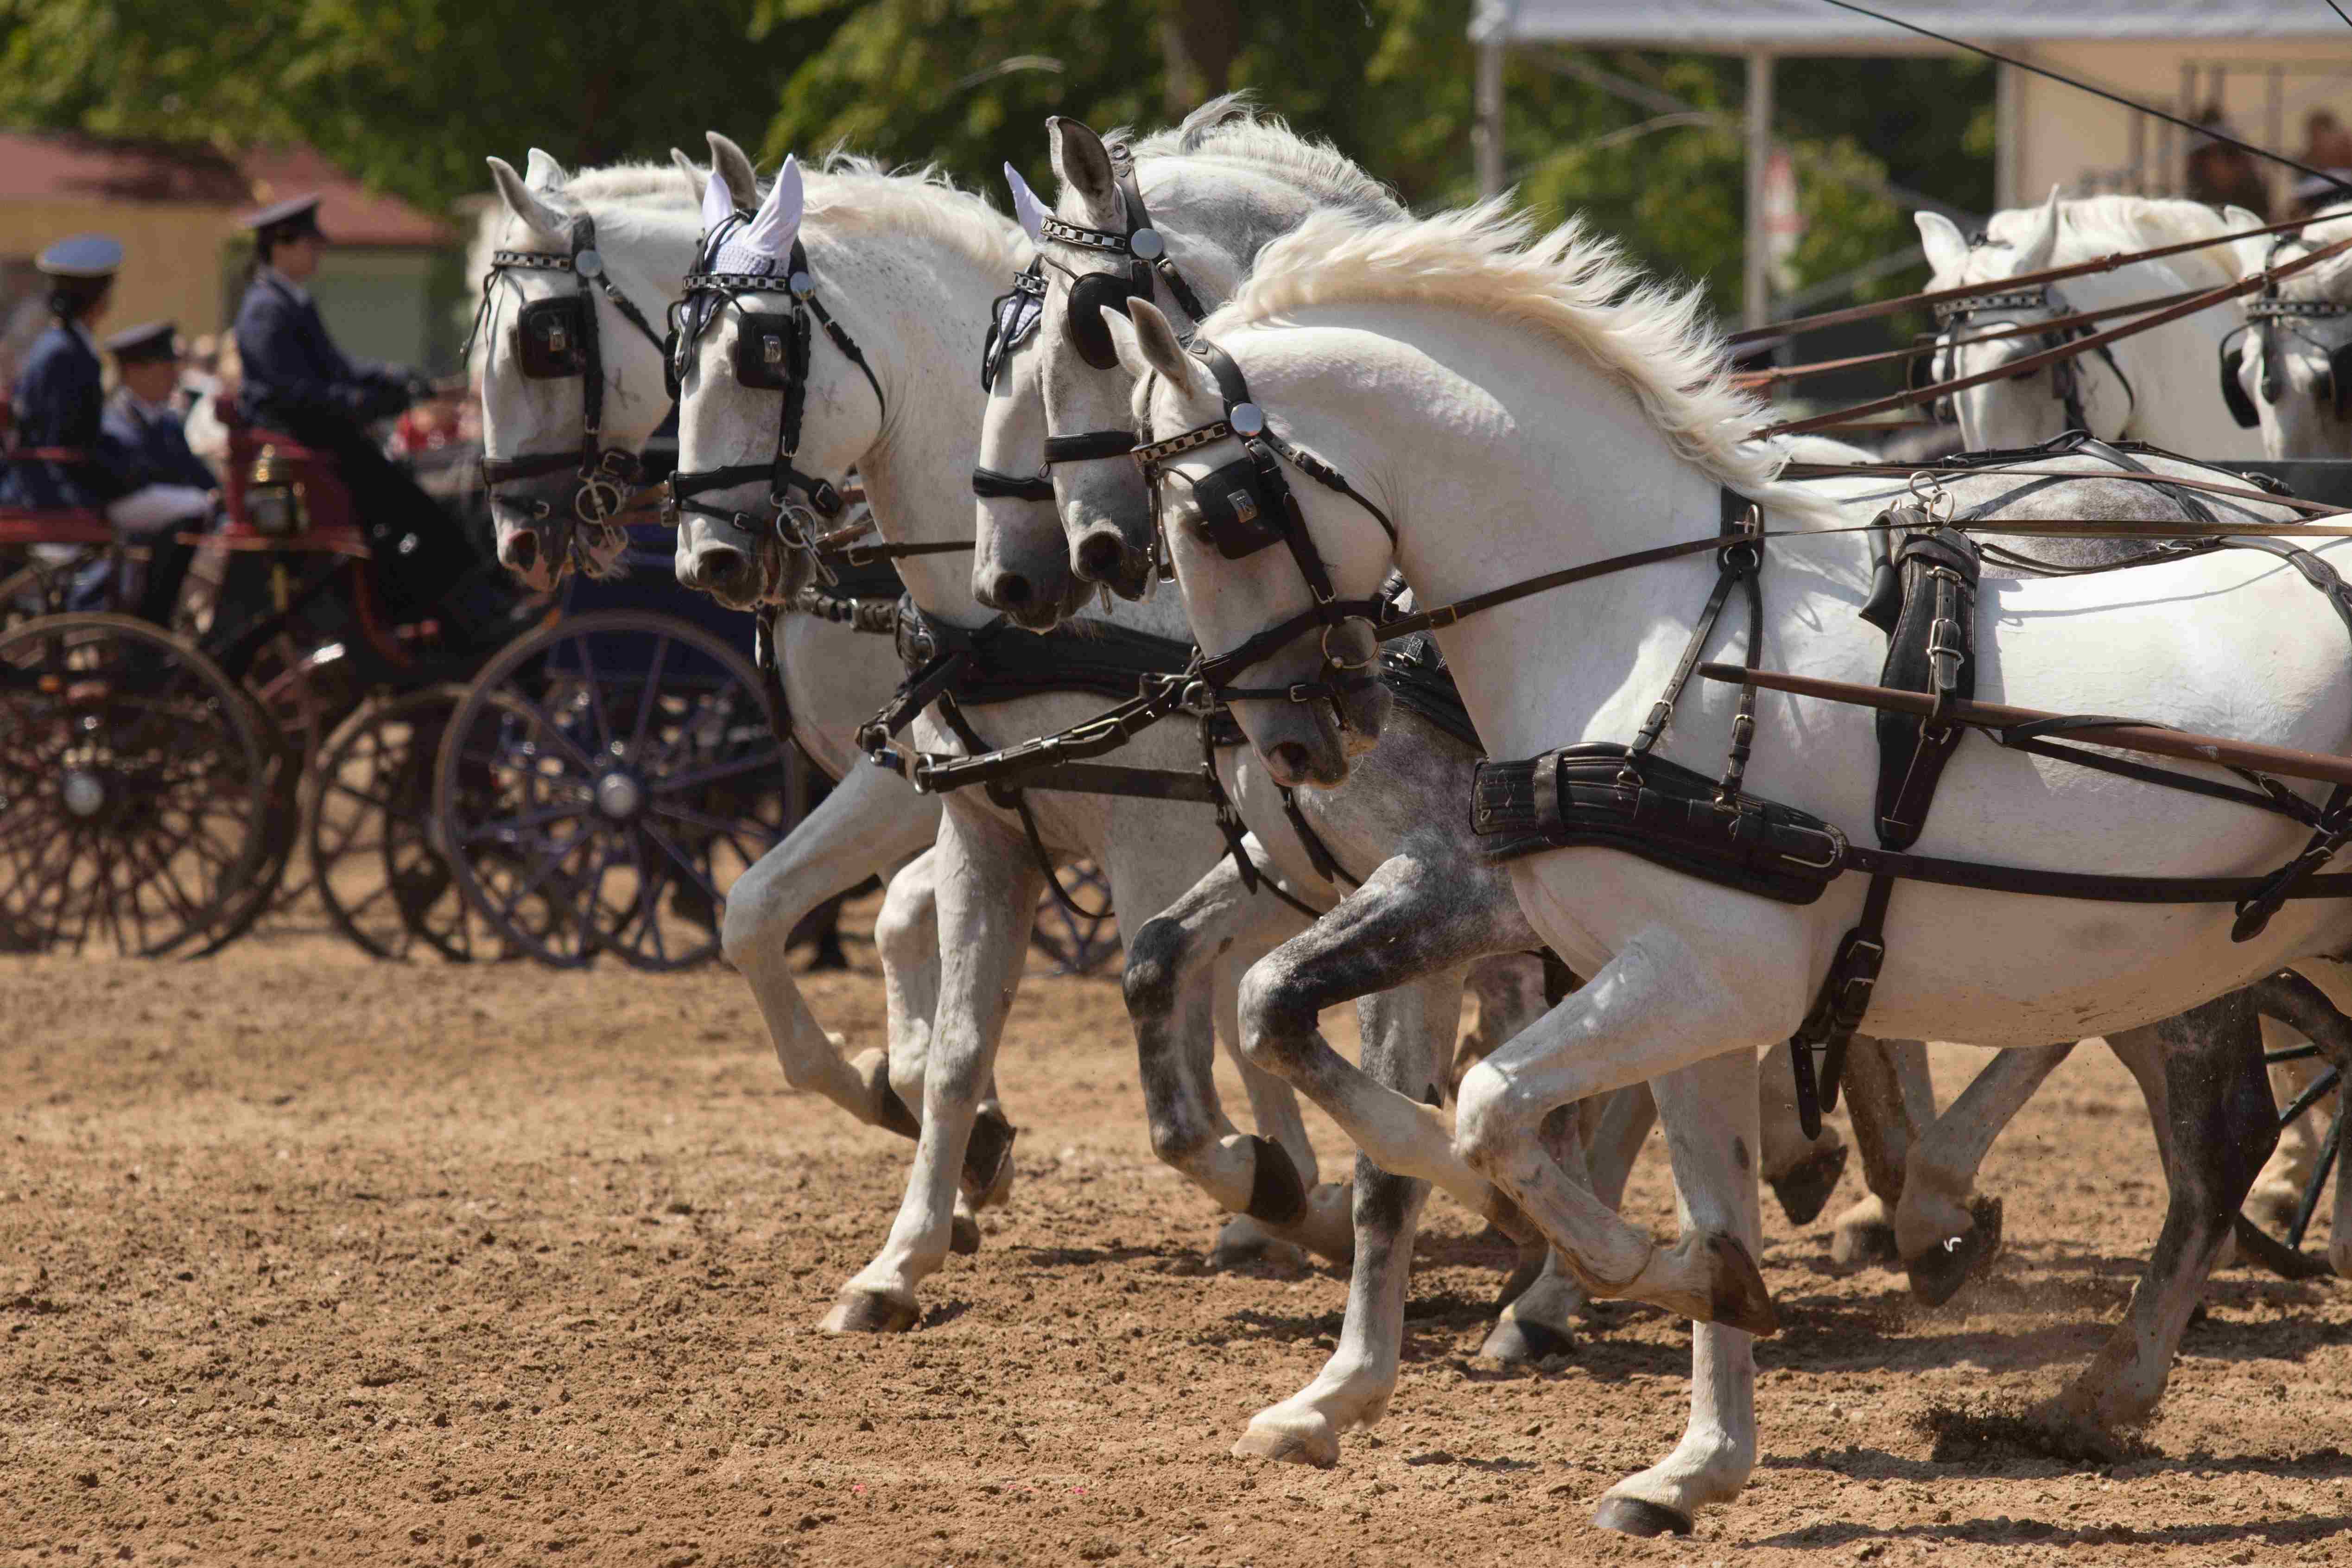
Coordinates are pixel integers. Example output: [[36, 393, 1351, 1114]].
[[973, 467, 1056, 502], [1045, 431, 1139, 464]]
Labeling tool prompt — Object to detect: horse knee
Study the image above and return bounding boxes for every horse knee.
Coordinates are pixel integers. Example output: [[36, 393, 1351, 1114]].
[[719, 863, 788, 972], [1455, 1060, 1544, 1172], [873, 885, 930, 973], [1122, 916, 1188, 1025], [1236, 961, 1317, 1071]]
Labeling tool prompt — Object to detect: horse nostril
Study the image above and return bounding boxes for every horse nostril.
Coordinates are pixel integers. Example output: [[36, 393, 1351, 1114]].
[[690, 545, 749, 591], [501, 531, 538, 573], [989, 572, 1033, 608], [1074, 530, 1128, 584], [1268, 741, 1313, 782]]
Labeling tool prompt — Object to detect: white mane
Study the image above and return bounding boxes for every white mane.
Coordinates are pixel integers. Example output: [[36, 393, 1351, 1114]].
[[1205, 200, 1788, 501], [2275, 202, 2352, 298], [1985, 194, 2252, 289], [799, 153, 1028, 277], [1126, 94, 1404, 223]]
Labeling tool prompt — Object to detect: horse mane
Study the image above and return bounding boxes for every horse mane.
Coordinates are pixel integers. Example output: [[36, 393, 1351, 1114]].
[[799, 152, 1028, 277], [2274, 202, 2352, 296], [1205, 200, 1788, 500], [1125, 93, 1404, 223], [1988, 195, 2251, 289]]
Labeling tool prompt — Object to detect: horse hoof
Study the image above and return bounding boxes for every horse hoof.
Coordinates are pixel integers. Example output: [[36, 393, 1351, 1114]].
[[1232, 1421, 1339, 1469], [961, 1107, 1019, 1200], [1706, 1233, 1781, 1337], [1906, 1196, 2003, 1307], [950, 1212, 982, 1255], [1592, 1496, 1692, 1537], [1769, 1141, 1850, 1227], [1480, 1314, 1575, 1365], [1208, 1222, 1308, 1275], [820, 1289, 919, 1335], [1493, 1252, 1546, 1310], [1831, 1220, 1900, 1270]]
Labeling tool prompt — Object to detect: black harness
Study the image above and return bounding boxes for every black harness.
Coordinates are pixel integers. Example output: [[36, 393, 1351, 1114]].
[[469, 211, 671, 569], [1915, 279, 2134, 435], [2220, 232, 2352, 429]]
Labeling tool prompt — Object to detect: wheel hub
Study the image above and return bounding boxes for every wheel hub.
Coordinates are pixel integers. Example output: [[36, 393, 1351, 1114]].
[[60, 768, 106, 819], [594, 771, 644, 821]]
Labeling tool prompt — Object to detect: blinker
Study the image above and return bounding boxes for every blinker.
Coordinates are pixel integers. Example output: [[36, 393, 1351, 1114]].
[[1188, 454, 1284, 560], [516, 296, 587, 379], [734, 311, 802, 391]]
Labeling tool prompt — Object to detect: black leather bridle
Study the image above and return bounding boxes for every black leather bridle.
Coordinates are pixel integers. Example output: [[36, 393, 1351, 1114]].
[[2220, 235, 2352, 428], [1012, 140, 1214, 494], [1917, 281, 2135, 436], [469, 210, 671, 570], [1131, 340, 1395, 711]]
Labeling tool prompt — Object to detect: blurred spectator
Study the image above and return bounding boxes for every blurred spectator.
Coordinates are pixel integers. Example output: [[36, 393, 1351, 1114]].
[[2187, 104, 2271, 220], [2291, 111, 2352, 217]]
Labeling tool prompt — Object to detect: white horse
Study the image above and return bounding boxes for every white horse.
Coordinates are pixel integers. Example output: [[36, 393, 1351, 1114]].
[[667, 150, 1391, 1330], [1115, 203, 2335, 1530], [477, 146, 1024, 1236], [1916, 189, 2262, 456], [2230, 204, 2352, 463]]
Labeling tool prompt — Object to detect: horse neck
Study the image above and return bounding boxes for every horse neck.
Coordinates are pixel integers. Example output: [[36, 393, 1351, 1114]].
[[2064, 258, 2259, 456]]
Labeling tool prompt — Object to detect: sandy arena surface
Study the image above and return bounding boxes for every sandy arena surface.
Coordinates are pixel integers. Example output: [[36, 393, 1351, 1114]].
[[7, 912, 2352, 1566]]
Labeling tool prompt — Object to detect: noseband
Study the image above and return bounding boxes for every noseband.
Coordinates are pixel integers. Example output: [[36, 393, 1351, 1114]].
[[1920, 277, 2134, 435], [470, 210, 671, 568], [1132, 341, 1396, 710], [981, 144, 1213, 505]]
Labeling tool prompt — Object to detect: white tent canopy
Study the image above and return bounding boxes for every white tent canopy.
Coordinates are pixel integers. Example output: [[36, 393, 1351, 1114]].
[[1469, 1, 2352, 324]]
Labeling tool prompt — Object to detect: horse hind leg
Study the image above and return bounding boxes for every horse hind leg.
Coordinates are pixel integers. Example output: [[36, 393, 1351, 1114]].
[[1827, 1036, 1932, 1268], [1898, 1043, 2075, 1304], [1756, 1038, 1850, 1227], [2053, 992, 2275, 1436]]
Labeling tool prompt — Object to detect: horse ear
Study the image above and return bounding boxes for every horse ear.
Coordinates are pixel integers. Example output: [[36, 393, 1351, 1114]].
[[1004, 163, 1047, 244], [1111, 297, 1194, 390], [671, 148, 707, 199], [741, 154, 803, 264], [1047, 117, 1120, 221], [1914, 211, 1970, 280], [488, 156, 570, 241], [706, 131, 761, 212], [2223, 205, 2272, 279], [524, 148, 565, 191], [701, 171, 735, 237], [2012, 185, 2064, 276]]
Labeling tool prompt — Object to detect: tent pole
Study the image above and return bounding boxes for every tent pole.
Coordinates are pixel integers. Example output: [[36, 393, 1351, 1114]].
[[1744, 49, 1775, 331], [1476, 39, 1507, 197]]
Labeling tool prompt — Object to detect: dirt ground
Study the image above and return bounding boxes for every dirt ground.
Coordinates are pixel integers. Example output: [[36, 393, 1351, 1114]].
[[7, 908, 2352, 1567]]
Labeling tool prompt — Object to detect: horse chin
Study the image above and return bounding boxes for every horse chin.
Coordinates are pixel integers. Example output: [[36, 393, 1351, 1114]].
[[1254, 706, 1350, 790]]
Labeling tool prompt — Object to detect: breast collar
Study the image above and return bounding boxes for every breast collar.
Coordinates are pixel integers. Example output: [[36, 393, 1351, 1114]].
[[1926, 265, 2136, 436], [468, 209, 671, 571]]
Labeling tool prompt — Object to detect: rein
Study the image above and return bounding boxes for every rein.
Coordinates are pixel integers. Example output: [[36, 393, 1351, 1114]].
[[469, 210, 671, 570]]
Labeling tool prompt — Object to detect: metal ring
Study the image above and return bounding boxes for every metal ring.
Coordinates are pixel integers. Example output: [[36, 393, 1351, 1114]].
[[1320, 618, 1377, 673]]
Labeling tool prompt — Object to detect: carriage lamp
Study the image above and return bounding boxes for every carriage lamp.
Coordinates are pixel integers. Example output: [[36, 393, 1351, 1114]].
[[246, 445, 308, 538]]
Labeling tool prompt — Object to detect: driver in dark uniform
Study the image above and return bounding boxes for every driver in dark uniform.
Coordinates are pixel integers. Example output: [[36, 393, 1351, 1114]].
[[232, 194, 475, 615], [2, 236, 209, 623]]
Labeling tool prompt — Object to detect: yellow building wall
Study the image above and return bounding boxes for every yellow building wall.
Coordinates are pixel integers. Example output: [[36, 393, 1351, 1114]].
[[4, 201, 246, 342]]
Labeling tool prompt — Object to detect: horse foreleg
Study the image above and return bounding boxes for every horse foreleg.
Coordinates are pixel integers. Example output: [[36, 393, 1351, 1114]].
[[1591, 1049, 1762, 1537], [1897, 1044, 2074, 1301], [1234, 971, 1458, 1466], [2055, 996, 2275, 1435], [1215, 952, 1359, 1266], [724, 761, 940, 1130], [824, 807, 1039, 1334]]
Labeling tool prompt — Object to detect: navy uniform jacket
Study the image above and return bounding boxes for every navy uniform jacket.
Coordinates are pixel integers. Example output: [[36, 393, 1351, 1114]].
[[101, 390, 216, 493], [1, 322, 133, 511], [232, 270, 411, 445]]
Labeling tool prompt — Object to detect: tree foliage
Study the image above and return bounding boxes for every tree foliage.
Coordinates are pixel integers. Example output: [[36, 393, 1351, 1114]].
[[0, 0, 1994, 317]]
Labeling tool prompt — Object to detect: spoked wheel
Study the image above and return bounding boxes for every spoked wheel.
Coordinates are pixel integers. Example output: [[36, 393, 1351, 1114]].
[[0, 613, 275, 956], [433, 610, 790, 969], [2238, 971, 2352, 1276], [1030, 861, 1120, 976], [308, 685, 499, 960]]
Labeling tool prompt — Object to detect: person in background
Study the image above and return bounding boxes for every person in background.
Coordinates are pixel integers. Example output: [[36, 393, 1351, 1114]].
[[1, 237, 211, 623], [2186, 106, 2271, 221], [93, 321, 213, 621], [233, 193, 476, 616]]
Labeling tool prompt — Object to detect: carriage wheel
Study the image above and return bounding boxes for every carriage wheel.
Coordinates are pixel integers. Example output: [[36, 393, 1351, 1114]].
[[2238, 971, 2352, 1273], [433, 610, 789, 970], [1029, 861, 1120, 976], [307, 685, 501, 960], [0, 613, 274, 957]]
